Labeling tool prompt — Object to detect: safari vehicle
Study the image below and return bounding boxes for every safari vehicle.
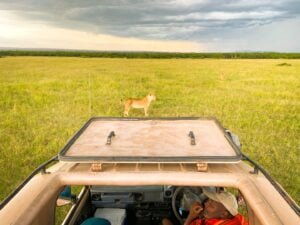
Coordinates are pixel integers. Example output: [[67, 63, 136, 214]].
[[0, 117, 299, 225]]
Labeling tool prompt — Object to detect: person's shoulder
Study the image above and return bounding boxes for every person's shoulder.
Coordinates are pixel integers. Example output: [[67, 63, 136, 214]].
[[234, 214, 248, 225]]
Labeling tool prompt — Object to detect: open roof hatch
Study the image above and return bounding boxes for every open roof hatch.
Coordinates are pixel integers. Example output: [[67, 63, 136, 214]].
[[59, 117, 242, 163]]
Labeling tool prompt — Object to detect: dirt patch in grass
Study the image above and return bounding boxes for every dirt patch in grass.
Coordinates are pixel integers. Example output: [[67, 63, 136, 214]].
[[277, 62, 292, 66]]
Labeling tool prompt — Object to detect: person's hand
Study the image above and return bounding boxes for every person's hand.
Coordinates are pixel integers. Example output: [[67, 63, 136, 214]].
[[184, 202, 203, 225], [191, 202, 203, 215]]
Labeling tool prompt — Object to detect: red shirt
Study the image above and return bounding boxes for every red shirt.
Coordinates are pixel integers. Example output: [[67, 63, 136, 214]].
[[190, 214, 248, 225]]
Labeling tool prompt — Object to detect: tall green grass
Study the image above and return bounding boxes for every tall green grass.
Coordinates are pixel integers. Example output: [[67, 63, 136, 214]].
[[0, 57, 299, 205]]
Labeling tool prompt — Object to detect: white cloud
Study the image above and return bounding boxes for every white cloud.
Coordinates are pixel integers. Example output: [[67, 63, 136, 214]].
[[0, 10, 201, 52], [170, 0, 208, 6], [0, 0, 299, 52], [202, 17, 300, 52], [167, 10, 285, 21]]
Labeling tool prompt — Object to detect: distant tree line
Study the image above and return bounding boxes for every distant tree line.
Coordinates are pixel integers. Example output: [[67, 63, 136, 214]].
[[0, 50, 300, 59]]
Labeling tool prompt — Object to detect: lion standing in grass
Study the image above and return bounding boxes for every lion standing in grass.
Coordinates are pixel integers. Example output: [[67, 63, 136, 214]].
[[123, 93, 156, 116]]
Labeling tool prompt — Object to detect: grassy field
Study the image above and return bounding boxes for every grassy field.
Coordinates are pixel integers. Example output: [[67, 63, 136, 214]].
[[0, 56, 299, 209]]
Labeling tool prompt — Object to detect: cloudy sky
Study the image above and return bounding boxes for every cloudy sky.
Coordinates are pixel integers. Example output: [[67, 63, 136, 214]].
[[0, 0, 299, 52]]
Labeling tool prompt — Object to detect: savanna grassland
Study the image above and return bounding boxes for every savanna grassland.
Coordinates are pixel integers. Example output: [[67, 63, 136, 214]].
[[0, 56, 299, 207]]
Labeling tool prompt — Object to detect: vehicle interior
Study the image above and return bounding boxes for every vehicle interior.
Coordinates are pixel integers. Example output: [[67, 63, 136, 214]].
[[56, 185, 249, 225]]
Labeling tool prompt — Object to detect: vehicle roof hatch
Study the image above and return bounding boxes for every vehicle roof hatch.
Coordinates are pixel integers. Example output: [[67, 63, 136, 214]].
[[59, 118, 242, 163]]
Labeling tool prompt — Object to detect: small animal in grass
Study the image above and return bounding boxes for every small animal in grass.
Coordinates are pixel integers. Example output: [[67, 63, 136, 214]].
[[123, 93, 156, 116], [219, 73, 225, 81]]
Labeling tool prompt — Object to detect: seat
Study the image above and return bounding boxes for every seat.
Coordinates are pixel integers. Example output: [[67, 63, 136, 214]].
[[81, 217, 111, 225], [94, 208, 126, 225]]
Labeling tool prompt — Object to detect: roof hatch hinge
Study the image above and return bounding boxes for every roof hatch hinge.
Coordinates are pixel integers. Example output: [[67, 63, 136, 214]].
[[196, 162, 208, 172], [91, 162, 103, 172]]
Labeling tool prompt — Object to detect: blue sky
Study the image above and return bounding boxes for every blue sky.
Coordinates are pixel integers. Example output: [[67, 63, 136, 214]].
[[0, 0, 299, 52]]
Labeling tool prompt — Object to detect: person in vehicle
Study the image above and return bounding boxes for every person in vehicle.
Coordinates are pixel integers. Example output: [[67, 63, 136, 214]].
[[163, 188, 248, 225]]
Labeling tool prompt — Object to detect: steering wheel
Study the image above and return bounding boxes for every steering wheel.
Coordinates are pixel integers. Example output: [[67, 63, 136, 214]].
[[171, 187, 186, 224], [172, 187, 205, 224]]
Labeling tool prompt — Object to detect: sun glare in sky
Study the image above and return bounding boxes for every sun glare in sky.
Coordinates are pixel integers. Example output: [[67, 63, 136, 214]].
[[0, 11, 201, 52]]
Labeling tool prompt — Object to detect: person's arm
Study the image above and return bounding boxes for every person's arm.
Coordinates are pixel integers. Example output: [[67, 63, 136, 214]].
[[184, 202, 203, 225]]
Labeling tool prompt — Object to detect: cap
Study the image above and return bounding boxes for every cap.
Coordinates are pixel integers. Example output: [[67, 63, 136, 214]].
[[203, 187, 238, 216]]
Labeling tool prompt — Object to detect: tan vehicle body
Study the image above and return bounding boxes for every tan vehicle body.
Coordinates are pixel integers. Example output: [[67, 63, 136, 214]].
[[0, 118, 299, 225]]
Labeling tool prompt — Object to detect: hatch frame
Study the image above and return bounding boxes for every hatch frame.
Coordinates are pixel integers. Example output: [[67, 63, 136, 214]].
[[58, 117, 243, 163]]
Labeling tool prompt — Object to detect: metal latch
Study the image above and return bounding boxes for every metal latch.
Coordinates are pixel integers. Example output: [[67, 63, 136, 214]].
[[188, 131, 196, 145], [106, 131, 115, 145]]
